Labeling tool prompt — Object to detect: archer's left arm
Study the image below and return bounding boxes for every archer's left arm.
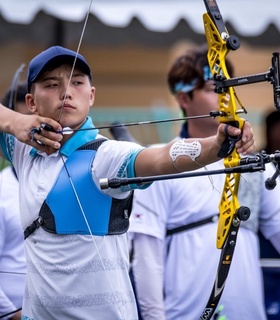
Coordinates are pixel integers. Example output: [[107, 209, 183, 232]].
[[135, 122, 255, 176]]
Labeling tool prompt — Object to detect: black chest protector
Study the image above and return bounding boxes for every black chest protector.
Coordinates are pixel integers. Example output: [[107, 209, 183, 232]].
[[24, 139, 133, 239]]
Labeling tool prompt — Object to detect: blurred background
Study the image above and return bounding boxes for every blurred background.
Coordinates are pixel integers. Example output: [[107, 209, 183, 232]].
[[0, 0, 279, 147]]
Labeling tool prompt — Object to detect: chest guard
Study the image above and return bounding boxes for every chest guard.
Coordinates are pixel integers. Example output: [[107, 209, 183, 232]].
[[24, 139, 133, 239]]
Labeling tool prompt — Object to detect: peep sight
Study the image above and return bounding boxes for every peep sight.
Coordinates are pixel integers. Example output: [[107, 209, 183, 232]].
[[211, 52, 280, 112]]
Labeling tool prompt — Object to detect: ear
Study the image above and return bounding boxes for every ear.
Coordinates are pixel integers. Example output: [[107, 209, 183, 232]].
[[177, 92, 191, 112], [89, 86, 95, 108], [25, 93, 38, 113]]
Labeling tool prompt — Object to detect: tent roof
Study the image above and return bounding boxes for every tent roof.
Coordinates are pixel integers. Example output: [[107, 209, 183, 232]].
[[0, 0, 279, 37]]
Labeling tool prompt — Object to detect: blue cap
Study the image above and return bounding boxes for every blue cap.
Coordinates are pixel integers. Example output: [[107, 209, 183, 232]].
[[27, 46, 92, 92]]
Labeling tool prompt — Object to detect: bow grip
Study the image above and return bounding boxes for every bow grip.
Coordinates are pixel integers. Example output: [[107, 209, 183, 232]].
[[217, 122, 241, 158]]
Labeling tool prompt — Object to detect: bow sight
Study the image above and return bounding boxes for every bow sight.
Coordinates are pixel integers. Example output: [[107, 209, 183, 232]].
[[213, 52, 280, 111]]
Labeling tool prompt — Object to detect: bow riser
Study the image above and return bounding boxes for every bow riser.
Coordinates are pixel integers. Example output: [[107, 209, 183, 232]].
[[204, 10, 246, 249]]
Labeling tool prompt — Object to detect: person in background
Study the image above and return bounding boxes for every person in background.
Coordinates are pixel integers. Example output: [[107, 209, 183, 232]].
[[128, 45, 280, 320], [0, 46, 254, 319], [0, 82, 28, 320], [264, 111, 280, 155], [258, 110, 280, 319]]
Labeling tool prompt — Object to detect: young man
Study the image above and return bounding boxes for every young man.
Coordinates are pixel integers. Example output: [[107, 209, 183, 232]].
[[0, 46, 254, 319], [129, 45, 280, 319]]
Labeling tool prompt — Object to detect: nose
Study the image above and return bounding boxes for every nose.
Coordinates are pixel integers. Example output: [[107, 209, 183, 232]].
[[60, 83, 73, 101], [61, 91, 72, 101]]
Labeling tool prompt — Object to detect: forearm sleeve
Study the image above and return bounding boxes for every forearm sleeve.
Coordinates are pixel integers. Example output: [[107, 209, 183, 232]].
[[132, 233, 166, 320]]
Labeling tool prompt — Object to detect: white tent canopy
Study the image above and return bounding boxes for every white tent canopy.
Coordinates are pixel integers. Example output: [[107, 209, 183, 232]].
[[0, 0, 279, 37]]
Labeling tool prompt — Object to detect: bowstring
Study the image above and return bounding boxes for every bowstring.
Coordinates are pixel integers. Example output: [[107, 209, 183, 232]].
[[56, 1, 126, 318], [57, 0, 94, 123]]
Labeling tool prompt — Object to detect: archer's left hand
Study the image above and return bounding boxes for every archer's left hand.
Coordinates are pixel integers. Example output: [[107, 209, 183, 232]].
[[235, 121, 255, 155], [217, 121, 255, 156]]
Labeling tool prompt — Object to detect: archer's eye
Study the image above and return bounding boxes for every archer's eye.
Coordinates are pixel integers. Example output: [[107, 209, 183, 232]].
[[45, 82, 58, 88], [73, 80, 84, 86]]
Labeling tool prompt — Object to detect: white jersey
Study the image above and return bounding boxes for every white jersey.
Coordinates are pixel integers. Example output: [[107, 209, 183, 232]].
[[129, 159, 280, 320], [1, 117, 145, 320], [0, 166, 26, 319]]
